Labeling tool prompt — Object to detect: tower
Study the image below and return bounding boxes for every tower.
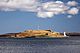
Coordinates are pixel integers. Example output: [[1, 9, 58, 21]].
[[64, 32, 67, 37]]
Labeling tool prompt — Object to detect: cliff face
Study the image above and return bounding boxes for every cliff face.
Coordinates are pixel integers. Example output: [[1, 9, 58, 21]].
[[0, 30, 64, 38]]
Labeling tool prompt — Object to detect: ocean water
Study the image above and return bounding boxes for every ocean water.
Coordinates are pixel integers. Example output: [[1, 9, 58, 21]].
[[0, 37, 80, 53]]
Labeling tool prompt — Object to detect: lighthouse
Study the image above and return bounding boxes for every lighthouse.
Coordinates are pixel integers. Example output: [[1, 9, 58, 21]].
[[64, 32, 67, 37]]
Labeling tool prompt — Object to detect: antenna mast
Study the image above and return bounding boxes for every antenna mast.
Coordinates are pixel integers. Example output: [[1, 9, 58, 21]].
[[37, 25, 40, 30]]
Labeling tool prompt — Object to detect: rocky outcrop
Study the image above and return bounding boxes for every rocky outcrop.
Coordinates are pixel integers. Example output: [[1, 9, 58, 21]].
[[16, 30, 64, 38], [0, 30, 65, 38]]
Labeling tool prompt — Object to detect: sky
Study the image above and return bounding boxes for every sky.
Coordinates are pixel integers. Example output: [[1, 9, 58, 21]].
[[0, 0, 80, 34]]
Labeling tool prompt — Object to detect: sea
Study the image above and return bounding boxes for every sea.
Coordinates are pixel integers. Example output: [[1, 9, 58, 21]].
[[0, 36, 80, 53]]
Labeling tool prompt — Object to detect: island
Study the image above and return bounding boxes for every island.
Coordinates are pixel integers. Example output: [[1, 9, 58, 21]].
[[0, 30, 66, 38]]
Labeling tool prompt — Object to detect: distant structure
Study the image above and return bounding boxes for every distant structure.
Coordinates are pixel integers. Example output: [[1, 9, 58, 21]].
[[37, 25, 40, 30]]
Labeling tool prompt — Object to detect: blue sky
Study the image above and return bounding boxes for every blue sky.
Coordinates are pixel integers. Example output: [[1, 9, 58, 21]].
[[0, 0, 80, 34]]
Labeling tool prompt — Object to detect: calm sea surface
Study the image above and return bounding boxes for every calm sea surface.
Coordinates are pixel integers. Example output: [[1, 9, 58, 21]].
[[0, 37, 80, 53]]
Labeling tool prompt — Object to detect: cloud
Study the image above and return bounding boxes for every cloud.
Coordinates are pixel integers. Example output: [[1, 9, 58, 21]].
[[67, 1, 78, 6], [67, 15, 72, 18], [67, 7, 79, 15], [0, 0, 38, 11], [0, 0, 79, 18], [37, 1, 79, 18], [37, 11, 54, 18], [42, 1, 68, 13], [37, 1, 68, 18]]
